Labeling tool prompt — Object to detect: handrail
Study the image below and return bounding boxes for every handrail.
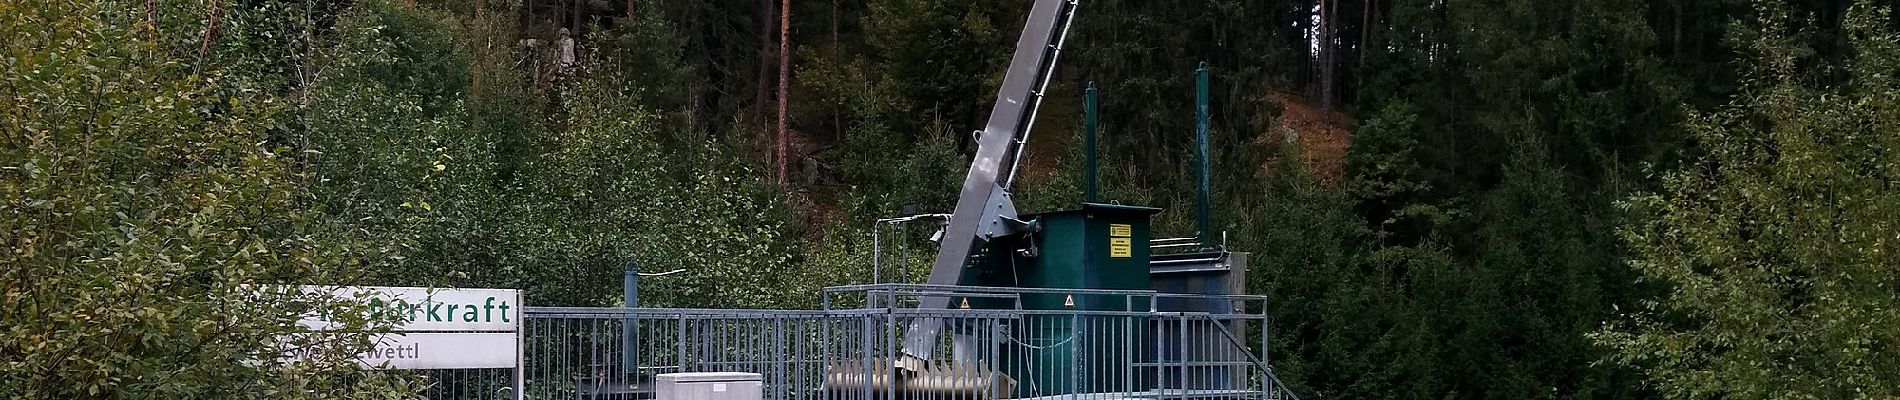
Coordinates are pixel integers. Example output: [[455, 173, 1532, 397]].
[[523, 306, 1271, 319], [826, 283, 1158, 296], [826, 283, 1269, 301], [1269, 373, 1303, 400], [1203, 315, 1266, 368], [1201, 314, 1301, 400], [823, 283, 1270, 317]]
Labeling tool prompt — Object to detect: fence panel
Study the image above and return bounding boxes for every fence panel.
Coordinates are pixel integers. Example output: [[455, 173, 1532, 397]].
[[414, 367, 519, 399], [519, 304, 1293, 400]]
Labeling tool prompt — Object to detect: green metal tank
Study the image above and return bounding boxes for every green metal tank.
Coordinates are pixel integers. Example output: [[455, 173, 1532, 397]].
[[962, 203, 1159, 396]]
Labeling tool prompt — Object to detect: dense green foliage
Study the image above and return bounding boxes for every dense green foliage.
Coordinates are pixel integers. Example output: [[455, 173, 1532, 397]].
[[4, 0, 1897, 397], [1, 0, 418, 397], [1598, 2, 1900, 397]]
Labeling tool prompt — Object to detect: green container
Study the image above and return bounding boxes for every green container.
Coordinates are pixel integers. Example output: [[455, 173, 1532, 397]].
[[963, 203, 1160, 396]]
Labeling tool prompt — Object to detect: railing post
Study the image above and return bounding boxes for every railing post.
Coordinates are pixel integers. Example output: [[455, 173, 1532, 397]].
[[677, 313, 688, 372], [860, 312, 874, 400], [885, 307, 898, 400], [1070, 312, 1082, 398], [1260, 314, 1270, 399], [873, 223, 882, 285], [1152, 312, 1163, 397], [1178, 314, 1189, 400], [1109, 309, 1124, 394], [516, 309, 527, 400], [625, 264, 640, 376], [775, 317, 788, 400]]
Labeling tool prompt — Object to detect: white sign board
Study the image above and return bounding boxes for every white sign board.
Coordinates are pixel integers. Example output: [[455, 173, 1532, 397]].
[[288, 286, 521, 370], [358, 332, 518, 369]]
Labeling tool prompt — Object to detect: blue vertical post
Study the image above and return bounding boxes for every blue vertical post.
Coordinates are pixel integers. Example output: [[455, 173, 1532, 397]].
[[1084, 81, 1101, 203], [623, 263, 640, 376], [1194, 63, 1213, 245]]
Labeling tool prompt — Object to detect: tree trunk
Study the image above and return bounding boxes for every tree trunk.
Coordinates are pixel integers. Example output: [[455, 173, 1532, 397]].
[[1361, 0, 1372, 68], [1301, 0, 1314, 92], [198, 0, 222, 66], [831, 0, 841, 143], [1319, 0, 1334, 122], [756, 0, 774, 170], [1672, 2, 1682, 60], [831, 0, 840, 59], [144, 0, 156, 39], [777, 0, 791, 186]]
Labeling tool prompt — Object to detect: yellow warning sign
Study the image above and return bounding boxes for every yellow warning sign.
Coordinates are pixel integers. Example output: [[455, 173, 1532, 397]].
[[1109, 224, 1132, 237], [1110, 237, 1132, 258]]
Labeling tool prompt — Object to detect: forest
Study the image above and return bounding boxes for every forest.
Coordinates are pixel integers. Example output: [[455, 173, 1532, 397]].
[[3, 0, 1899, 397]]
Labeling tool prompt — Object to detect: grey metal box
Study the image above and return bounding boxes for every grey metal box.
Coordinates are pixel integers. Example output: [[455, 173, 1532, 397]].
[[656, 372, 763, 400]]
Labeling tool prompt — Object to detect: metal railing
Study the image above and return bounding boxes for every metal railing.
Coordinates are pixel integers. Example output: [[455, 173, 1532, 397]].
[[411, 368, 519, 399], [515, 285, 1295, 400]]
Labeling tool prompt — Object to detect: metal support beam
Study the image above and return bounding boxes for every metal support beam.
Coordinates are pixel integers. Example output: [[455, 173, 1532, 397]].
[[1194, 63, 1213, 246], [1085, 81, 1100, 203], [902, 0, 1081, 369]]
